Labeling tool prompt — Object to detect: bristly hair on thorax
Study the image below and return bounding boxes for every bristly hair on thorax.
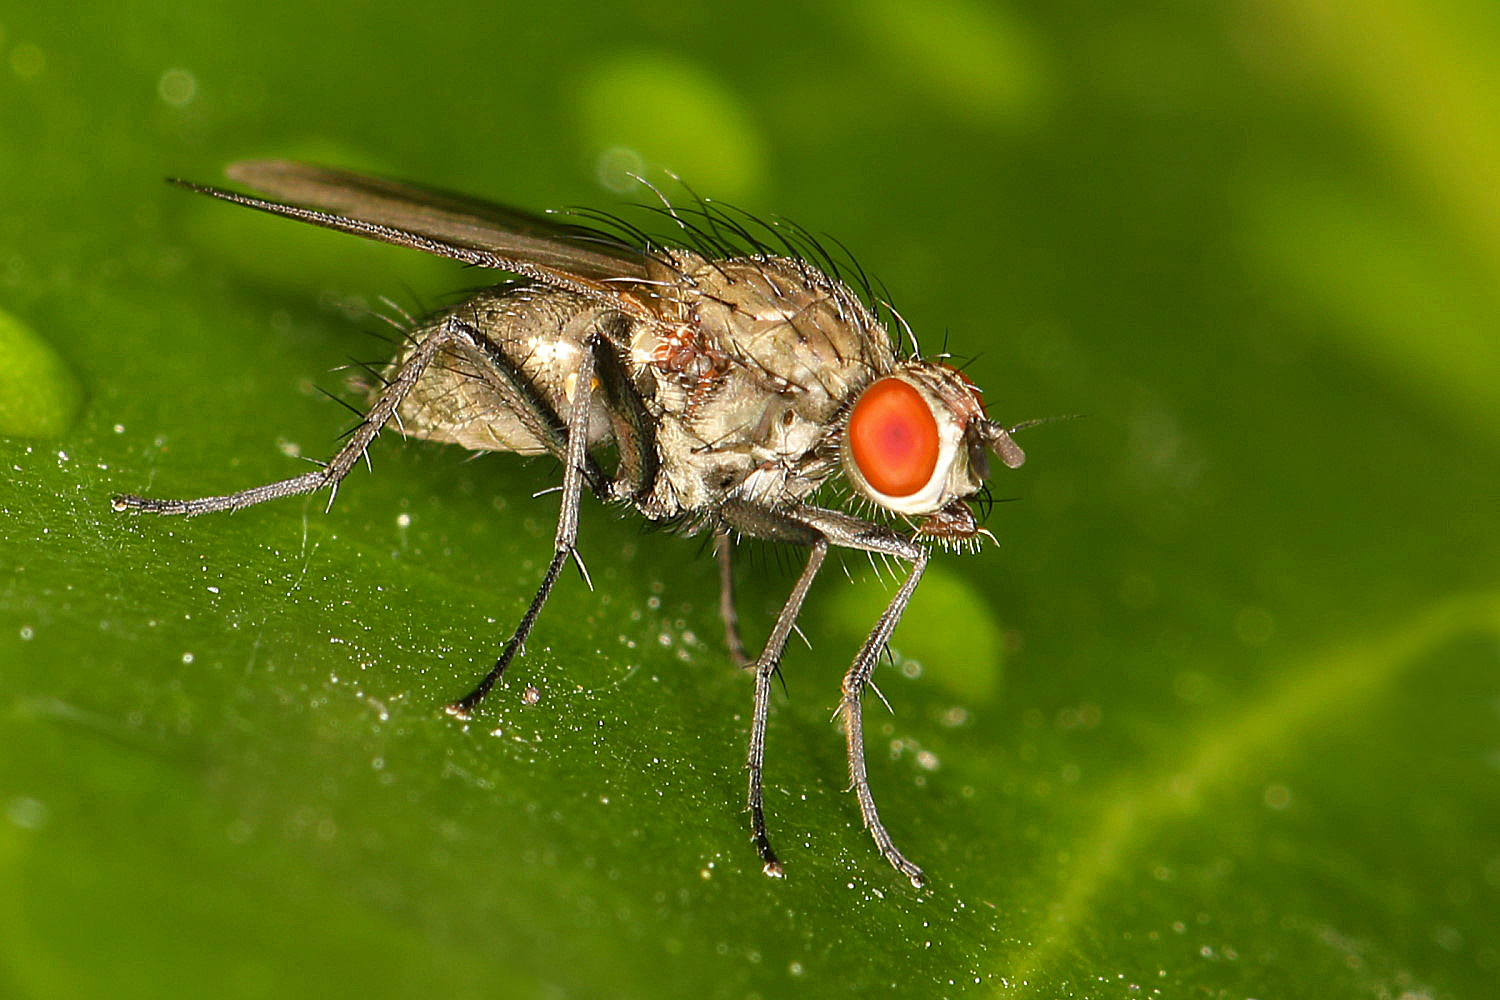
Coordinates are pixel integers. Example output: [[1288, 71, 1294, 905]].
[[549, 184, 924, 362]]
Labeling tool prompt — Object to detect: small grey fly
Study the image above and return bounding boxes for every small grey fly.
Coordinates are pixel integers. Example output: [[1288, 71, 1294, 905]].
[[114, 161, 1043, 886]]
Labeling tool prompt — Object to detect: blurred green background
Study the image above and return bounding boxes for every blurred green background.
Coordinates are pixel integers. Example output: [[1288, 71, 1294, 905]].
[[2, 1, 1498, 997]]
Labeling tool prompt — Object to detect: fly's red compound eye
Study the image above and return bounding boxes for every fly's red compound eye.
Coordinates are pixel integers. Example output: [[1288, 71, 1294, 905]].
[[848, 378, 940, 497]]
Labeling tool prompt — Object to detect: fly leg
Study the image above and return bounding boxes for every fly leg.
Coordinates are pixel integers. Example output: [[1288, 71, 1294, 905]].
[[793, 507, 929, 886], [446, 330, 621, 717], [718, 501, 829, 876], [714, 530, 750, 669], [833, 543, 930, 887], [745, 540, 827, 876], [588, 317, 657, 503], [112, 313, 603, 516], [727, 502, 931, 885], [114, 308, 620, 717]]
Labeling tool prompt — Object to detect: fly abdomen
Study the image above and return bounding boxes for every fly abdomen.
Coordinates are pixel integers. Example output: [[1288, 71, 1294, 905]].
[[390, 285, 624, 457]]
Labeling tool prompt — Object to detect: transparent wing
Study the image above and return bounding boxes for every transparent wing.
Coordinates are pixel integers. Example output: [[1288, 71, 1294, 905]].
[[174, 160, 654, 298]]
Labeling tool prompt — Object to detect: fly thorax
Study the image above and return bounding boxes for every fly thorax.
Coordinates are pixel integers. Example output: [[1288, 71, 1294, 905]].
[[687, 256, 895, 415]]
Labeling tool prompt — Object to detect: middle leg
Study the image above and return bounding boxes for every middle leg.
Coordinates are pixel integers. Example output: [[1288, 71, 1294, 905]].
[[714, 529, 750, 669], [446, 330, 606, 718]]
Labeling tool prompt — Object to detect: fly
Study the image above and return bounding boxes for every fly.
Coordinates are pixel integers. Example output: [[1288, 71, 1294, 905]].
[[113, 160, 1042, 887]]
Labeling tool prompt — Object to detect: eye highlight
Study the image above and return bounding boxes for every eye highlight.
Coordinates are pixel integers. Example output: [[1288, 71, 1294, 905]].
[[848, 377, 940, 498]]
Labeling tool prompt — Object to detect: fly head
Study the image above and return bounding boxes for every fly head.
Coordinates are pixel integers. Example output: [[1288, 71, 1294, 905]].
[[839, 362, 1027, 543]]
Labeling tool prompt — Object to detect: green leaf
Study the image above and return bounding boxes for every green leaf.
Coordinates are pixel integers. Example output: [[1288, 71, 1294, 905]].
[[2, 2, 1498, 998], [0, 306, 82, 438]]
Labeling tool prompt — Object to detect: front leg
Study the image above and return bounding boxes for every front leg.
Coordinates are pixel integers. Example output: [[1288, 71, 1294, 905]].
[[720, 501, 931, 885], [747, 540, 827, 877], [786, 507, 931, 887]]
